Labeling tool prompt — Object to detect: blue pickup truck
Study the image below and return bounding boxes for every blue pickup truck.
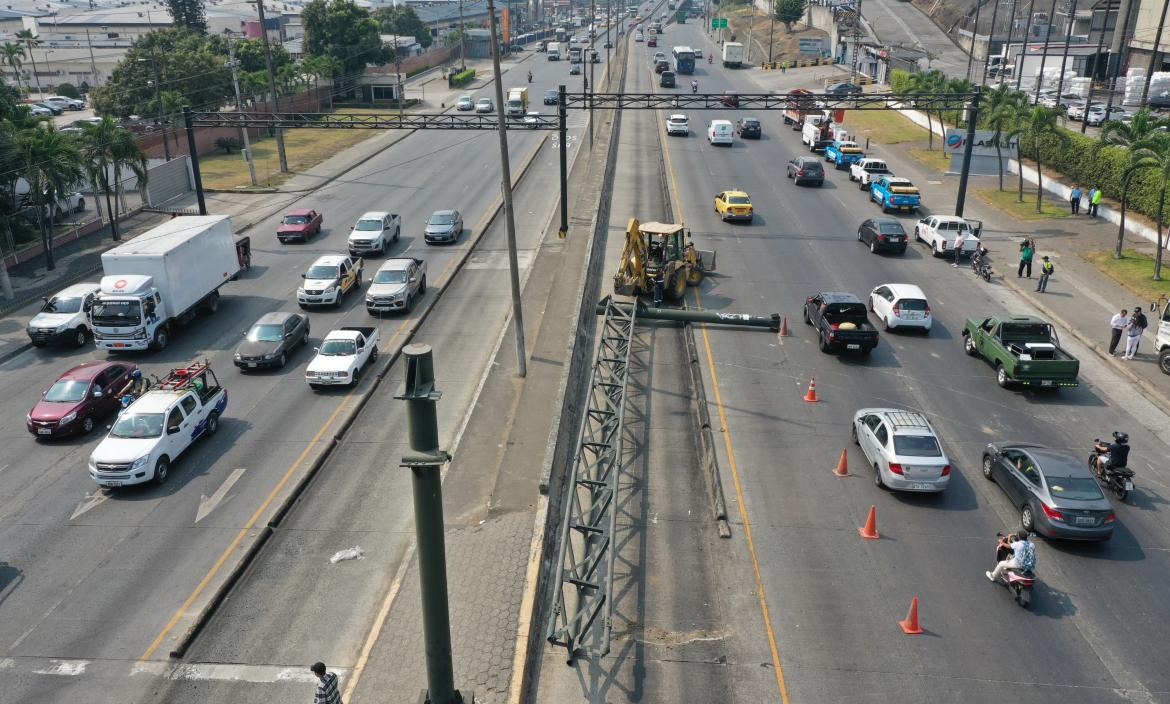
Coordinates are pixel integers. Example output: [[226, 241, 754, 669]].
[[870, 176, 921, 213], [824, 140, 865, 170]]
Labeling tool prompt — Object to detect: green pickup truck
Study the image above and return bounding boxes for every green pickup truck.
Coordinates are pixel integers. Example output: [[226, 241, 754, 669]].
[[962, 315, 1080, 388]]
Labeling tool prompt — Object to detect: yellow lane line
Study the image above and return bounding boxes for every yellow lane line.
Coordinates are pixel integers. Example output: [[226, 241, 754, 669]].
[[139, 316, 413, 662], [658, 104, 791, 704]]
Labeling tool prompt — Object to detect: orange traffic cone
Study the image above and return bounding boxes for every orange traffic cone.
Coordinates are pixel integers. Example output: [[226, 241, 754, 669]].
[[779, 316, 789, 336], [899, 596, 924, 634], [803, 376, 818, 402], [833, 449, 849, 477], [858, 505, 879, 539]]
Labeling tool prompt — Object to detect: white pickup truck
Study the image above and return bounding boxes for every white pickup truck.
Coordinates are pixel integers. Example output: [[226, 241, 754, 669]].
[[305, 327, 380, 388], [850, 158, 893, 190], [914, 215, 983, 259], [366, 257, 427, 314], [88, 361, 226, 487], [347, 211, 401, 257]]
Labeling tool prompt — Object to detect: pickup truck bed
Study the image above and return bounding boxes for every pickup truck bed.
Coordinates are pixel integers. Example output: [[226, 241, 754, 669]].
[[963, 315, 1079, 388], [805, 292, 879, 355]]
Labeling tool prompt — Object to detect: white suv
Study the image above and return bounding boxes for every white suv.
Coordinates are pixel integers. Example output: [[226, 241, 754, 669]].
[[45, 95, 85, 110], [869, 283, 932, 333], [666, 114, 689, 136], [852, 408, 951, 492]]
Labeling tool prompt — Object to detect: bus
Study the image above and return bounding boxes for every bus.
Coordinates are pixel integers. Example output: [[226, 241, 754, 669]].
[[627, 5, 637, 16], [672, 45, 696, 74]]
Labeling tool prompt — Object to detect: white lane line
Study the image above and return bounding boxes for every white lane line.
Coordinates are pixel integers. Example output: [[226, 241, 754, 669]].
[[70, 490, 111, 521], [195, 467, 248, 523], [132, 661, 349, 684], [31, 660, 89, 676]]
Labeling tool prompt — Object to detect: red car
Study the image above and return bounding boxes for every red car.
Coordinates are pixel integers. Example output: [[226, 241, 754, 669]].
[[277, 208, 323, 243], [27, 361, 139, 437], [647, 36, 658, 47]]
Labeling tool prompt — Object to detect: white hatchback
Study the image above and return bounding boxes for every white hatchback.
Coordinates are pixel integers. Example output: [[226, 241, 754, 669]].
[[869, 283, 932, 332], [852, 408, 951, 492], [666, 114, 689, 135]]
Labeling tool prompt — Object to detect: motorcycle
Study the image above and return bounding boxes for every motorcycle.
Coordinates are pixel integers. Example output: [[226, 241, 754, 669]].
[[691, 81, 698, 94], [991, 533, 1035, 608], [708, 55, 713, 64], [971, 246, 992, 282], [1088, 440, 1136, 501]]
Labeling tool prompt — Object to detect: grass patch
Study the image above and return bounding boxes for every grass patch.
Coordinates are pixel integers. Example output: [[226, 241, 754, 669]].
[[842, 110, 926, 145], [1083, 248, 1170, 302], [975, 188, 1068, 220], [198, 108, 387, 190], [908, 147, 951, 172]]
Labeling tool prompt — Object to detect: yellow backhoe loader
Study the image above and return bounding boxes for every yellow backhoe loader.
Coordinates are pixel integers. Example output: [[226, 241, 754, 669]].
[[613, 219, 716, 302]]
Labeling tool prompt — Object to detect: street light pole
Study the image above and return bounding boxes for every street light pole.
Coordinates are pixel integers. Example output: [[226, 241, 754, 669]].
[[966, 0, 984, 82], [768, 0, 776, 64], [1054, 0, 1079, 98], [999, 0, 1019, 86], [225, 36, 258, 186], [1081, 7, 1110, 134], [85, 26, 100, 87], [1140, 0, 1170, 105], [459, 0, 468, 71], [979, 0, 1003, 85], [1032, 0, 1060, 102], [486, 0, 528, 378], [1015, 0, 1037, 90], [252, 0, 288, 173], [140, 54, 171, 161]]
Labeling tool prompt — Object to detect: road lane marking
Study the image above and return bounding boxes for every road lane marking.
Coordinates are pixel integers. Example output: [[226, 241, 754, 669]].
[[70, 490, 111, 521], [139, 316, 414, 662], [657, 92, 791, 704], [195, 467, 247, 524], [31, 660, 88, 676]]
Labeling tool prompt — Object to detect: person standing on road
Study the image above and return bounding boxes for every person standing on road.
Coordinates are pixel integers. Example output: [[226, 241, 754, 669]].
[[1109, 308, 1128, 355], [1036, 256, 1055, 291], [653, 267, 665, 307], [310, 662, 343, 704], [1123, 306, 1149, 360], [1017, 240, 1034, 278], [951, 229, 967, 267], [1069, 184, 1082, 214], [1089, 186, 1102, 217]]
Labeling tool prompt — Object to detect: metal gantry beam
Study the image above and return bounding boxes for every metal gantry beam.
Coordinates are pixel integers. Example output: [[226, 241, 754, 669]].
[[188, 111, 561, 130], [546, 297, 636, 662], [561, 91, 980, 111]]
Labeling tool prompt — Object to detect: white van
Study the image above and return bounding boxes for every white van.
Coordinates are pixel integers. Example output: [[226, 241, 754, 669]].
[[707, 119, 734, 145]]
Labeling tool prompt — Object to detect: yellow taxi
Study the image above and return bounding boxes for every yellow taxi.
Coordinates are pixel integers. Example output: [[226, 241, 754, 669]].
[[714, 190, 754, 222]]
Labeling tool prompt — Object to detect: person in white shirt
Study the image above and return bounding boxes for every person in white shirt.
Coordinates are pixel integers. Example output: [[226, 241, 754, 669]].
[[951, 231, 966, 267], [1108, 309, 1127, 355]]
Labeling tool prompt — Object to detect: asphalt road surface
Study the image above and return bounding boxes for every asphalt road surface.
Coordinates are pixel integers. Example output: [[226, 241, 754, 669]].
[[0, 45, 592, 704]]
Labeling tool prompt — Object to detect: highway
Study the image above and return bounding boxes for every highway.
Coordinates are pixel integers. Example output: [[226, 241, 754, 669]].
[[646, 19, 1170, 703], [0, 44, 592, 703]]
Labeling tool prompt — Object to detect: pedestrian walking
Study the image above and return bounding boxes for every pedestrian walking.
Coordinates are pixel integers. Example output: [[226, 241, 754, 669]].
[[1109, 309, 1128, 355], [310, 662, 343, 704], [1036, 256, 1054, 292], [951, 229, 967, 267], [1069, 184, 1082, 214], [1017, 239, 1034, 278], [1123, 306, 1149, 360], [1088, 186, 1102, 217]]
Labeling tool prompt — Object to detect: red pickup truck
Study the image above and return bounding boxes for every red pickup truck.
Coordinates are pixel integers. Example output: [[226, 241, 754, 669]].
[[277, 208, 323, 243]]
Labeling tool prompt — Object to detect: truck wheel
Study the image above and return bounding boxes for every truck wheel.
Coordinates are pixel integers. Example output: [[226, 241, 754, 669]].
[[803, 307, 811, 324], [932, 242, 942, 258], [370, 346, 379, 363], [859, 180, 867, 191], [1159, 348, 1170, 375], [204, 412, 219, 437], [819, 335, 830, 353], [152, 328, 169, 351], [153, 457, 170, 485], [204, 291, 220, 313], [848, 172, 855, 181], [394, 228, 400, 243], [996, 363, 1011, 388], [73, 326, 88, 347], [964, 335, 977, 356], [81, 415, 95, 434]]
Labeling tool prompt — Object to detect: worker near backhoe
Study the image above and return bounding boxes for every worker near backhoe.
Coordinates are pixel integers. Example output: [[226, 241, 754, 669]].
[[652, 267, 665, 308]]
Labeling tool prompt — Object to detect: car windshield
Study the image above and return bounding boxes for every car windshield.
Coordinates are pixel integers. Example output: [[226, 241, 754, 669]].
[[727, 196, 750, 204], [429, 213, 456, 225], [459, 96, 472, 102], [319, 339, 357, 356], [305, 265, 339, 279], [878, 222, 905, 234], [283, 215, 309, 225], [354, 219, 383, 231], [374, 270, 408, 284], [109, 412, 165, 439], [1046, 475, 1104, 500], [44, 378, 89, 402], [247, 323, 284, 342], [90, 299, 140, 325], [893, 435, 942, 456], [42, 296, 83, 314], [478, 99, 492, 105]]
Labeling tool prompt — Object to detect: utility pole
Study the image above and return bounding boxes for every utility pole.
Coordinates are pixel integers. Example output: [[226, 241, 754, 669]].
[[589, 0, 596, 147], [486, 0, 528, 378], [1054, 0, 1078, 98], [1015, 0, 1037, 90], [745, 0, 755, 64], [1032, 0, 1060, 102], [955, 87, 982, 217], [225, 36, 258, 186], [139, 54, 171, 161], [768, 0, 776, 64], [1108, 0, 1134, 80], [85, 26, 99, 87], [1140, 0, 1170, 105], [966, 0, 984, 82], [253, 0, 288, 173], [980, 0, 1003, 85], [999, 0, 1019, 86], [1082, 11, 1110, 134], [395, 42, 405, 122], [459, 0, 468, 71]]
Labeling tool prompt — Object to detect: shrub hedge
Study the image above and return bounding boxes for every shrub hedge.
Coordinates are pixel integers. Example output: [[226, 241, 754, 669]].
[[449, 68, 476, 88]]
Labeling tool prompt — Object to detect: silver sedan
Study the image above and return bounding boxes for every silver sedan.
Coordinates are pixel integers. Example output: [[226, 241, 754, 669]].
[[852, 408, 952, 492]]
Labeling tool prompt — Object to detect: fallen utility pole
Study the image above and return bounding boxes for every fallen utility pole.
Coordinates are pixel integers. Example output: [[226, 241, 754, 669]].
[[595, 296, 781, 330]]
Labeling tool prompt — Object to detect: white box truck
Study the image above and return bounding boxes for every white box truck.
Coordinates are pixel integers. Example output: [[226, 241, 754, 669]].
[[90, 215, 240, 352], [722, 41, 744, 68], [547, 42, 563, 60]]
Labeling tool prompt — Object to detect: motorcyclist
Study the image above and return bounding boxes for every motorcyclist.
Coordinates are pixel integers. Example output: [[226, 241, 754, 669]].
[[707, 54, 713, 64], [987, 532, 1036, 582], [1094, 431, 1130, 476], [691, 79, 699, 93]]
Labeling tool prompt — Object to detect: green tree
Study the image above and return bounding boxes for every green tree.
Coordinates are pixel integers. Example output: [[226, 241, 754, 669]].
[[774, 0, 806, 32], [982, 84, 1024, 192], [19, 126, 83, 270], [373, 5, 434, 51], [108, 126, 148, 235], [78, 116, 121, 241], [15, 30, 41, 98], [56, 82, 80, 98], [165, 0, 207, 33], [908, 71, 942, 150], [0, 113, 19, 297], [1, 43, 24, 96], [1126, 134, 1170, 279], [1100, 108, 1170, 257], [224, 36, 292, 74], [302, 0, 388, 78], [92, 30, 232, 118], [1018, 106, 1066, 213]]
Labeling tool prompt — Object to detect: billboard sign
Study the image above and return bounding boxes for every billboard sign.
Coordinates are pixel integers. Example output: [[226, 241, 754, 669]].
[[944, 128, 1019, 156]]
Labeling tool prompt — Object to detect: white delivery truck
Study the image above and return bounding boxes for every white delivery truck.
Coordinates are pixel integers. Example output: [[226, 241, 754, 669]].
[[722, 41, 744, 68], [547, 42, 563, 60], [90, 215, 240, 352]]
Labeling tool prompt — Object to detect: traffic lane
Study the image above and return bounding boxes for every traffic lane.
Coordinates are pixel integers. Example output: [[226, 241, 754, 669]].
[[661, 85, 1170, 697]]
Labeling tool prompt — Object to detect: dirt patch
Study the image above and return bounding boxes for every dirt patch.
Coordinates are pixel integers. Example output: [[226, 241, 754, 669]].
[[724, 6, 829, 64]]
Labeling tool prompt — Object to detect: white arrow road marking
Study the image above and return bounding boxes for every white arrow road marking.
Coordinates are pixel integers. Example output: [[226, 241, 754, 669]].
[[70, 491, 111, 520], [32, 660, 89, 676], [195, 467, 247, 523]]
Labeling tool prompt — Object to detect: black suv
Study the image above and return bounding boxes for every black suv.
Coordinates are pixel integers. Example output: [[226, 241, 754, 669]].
[[660, 71, 676, 88], [857, 217, 908, 254], [736, 117, 762, 139], [787, 157, 824, 186]]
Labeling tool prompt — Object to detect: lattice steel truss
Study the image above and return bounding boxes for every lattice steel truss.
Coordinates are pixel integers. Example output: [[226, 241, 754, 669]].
[[187, 111, 561, 130], [546, 297, 636, 662], [561, 91, 980, 111]]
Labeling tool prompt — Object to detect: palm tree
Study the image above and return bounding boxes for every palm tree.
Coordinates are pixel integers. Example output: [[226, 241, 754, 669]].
[[108, 126, 147, 232], [1, 43, 25, 96], [15, 30, 41, 99], [908, 71, 940, 150], [0, 120, 19, 298], [79, 116, 121, 241], [1017, 106, 1065, 212], [1127, 133, 1170, 280], [983, 84, 1024, 192], [1099, 109, 1170, 257], [20, 126, 83, 270]]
